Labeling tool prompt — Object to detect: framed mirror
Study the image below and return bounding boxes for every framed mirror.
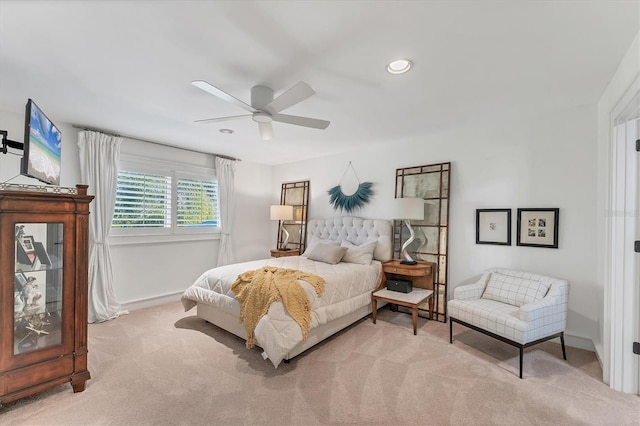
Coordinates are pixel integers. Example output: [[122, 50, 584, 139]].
[[394, 162, 450, 322], [277, 180, 310, 254]]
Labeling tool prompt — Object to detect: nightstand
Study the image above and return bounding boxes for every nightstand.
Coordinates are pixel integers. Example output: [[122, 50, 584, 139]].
[[371, 259, 434, 334], [270, 249, 300, 258]]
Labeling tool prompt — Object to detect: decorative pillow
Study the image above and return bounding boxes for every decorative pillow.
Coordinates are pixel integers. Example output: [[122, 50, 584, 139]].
[[340, 240, 377, 265], [304, 242, 348, 265], [481, 272, 551, 307], [303, 235, 339, 256]]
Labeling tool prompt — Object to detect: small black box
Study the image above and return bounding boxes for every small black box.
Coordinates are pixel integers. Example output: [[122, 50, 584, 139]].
[[386, 279, 412, 293]]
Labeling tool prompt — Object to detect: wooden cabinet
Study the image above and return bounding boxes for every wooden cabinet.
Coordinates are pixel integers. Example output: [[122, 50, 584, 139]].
[[0, 185, 93, 405]]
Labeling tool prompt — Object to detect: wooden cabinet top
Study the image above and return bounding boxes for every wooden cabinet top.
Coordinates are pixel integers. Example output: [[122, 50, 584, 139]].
[[0, 185, 93, 213]]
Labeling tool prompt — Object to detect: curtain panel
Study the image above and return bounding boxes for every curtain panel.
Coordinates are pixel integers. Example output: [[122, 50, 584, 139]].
[[78, 131, 128, 323], [215, 157, 236, 266]]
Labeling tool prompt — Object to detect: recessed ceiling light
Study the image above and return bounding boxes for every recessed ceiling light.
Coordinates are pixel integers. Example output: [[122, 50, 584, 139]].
[[219, 128, 234, 134], [387, 59, 413, 74]]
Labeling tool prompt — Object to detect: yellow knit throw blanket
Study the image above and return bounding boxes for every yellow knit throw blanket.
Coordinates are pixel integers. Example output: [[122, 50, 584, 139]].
[[231, 266, 325, 349]]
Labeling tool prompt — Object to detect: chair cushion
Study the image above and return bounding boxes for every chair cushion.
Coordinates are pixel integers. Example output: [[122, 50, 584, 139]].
[[448, 298, 526, 343], [481, 271, 551, 307]]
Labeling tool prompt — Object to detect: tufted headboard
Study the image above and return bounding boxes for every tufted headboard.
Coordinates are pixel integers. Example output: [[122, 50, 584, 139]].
[[306, 217, 393, 262]]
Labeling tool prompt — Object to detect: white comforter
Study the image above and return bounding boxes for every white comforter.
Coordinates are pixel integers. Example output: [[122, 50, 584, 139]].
[[181, 256, 382, 367]]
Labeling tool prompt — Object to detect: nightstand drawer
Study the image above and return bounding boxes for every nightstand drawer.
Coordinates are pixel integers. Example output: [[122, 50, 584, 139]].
[[270, 249, 300, 258]]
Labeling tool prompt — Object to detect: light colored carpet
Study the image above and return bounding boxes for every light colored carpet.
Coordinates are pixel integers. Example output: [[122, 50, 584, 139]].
[[1, 301, 638, 425]]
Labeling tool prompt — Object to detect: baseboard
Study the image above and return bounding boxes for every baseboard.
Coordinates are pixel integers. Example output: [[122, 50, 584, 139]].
[[548, 333, 595, 352], [121, 291, 183, 312], [594, 342, 604, 370]]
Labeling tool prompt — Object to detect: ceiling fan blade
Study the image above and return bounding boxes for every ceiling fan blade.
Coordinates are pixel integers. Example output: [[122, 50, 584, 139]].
[[258, 122, 273, 140], [272, 113, 330, 129], [264, 82, 316, 114], [192, 80, 256, 113], [194, 114, 251, 124]]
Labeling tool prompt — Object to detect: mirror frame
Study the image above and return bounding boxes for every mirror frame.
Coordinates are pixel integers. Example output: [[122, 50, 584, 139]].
[[277, 180, 310, 253], [394, 162, 450, 322]]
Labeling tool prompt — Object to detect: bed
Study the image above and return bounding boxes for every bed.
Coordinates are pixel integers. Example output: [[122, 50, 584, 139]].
[[181, 216, 392, 367]]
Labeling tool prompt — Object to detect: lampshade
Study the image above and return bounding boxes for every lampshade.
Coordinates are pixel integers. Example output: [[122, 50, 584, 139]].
[[270, 205, 294, 221], [392, 197, 424, 220]]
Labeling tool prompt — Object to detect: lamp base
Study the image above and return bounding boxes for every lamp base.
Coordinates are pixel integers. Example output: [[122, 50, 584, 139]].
[[400, 260, 418, 265]]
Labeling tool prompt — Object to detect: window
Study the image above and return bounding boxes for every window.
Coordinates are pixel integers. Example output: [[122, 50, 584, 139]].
[[176, 177, 218, 228], [111, 156, 219, 239], [113, 171, 172, 229]]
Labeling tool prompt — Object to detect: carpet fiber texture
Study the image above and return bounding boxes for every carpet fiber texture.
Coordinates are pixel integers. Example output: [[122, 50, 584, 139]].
[[1, 301, 638, 425]]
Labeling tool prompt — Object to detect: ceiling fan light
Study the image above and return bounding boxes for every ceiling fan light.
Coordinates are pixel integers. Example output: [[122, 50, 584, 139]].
[[252, 111, 273, 123], [387, 59, 413, 74]]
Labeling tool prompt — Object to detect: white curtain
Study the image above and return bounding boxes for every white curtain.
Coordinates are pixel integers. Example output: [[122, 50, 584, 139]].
[[216, 157, 237, 266], [78, 131, 128, 323]]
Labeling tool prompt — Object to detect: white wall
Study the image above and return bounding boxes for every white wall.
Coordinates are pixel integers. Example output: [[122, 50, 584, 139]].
[[0, 96, 606, 349], [0, 108, 274, 309], [273, 103, 599, 349]]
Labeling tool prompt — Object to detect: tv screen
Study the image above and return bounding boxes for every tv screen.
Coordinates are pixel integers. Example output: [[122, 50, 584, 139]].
[[21, 99, 61, 185]]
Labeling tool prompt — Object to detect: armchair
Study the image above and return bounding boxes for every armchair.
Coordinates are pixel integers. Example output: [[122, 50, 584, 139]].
[[448, 268, 569, 378]]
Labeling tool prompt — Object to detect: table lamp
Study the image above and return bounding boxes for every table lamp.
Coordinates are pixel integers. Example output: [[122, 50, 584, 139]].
[[392, 197, 425, 264], [270, 205, 294, 250]]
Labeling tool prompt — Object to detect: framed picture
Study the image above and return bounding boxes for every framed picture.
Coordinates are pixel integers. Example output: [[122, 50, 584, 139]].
[[476, 209, 511, 245], [19, 235, 35, 254], [517, 208, 559, 248], [15, 271, 28, 291]]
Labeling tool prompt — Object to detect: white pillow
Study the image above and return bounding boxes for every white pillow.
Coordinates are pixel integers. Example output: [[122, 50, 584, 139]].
[[481, 273, 551, 307], [303, 235, 339, 256], [304, 243, 348, 265], [340, 240, 377, 265]]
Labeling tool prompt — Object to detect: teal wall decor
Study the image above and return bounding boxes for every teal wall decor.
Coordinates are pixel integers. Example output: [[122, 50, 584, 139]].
[[327, 162, 374, 213]]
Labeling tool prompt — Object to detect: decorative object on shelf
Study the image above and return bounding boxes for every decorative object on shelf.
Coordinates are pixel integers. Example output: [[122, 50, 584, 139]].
[[327, 161, 373, 213], [0, 183, 78, 194], [476, 209, 512, 245], [516, 208, 559, 248], [394, 162, 450, 322], [270, 205, 294, 250], [392, 197, 425, 264]]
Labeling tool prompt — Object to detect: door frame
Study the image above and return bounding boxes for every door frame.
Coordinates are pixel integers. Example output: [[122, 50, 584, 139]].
[[604, 78, 639, 394]]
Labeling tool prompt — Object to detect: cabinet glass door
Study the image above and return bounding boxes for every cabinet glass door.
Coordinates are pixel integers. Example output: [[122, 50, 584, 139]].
[[14, 223, 63, 355]]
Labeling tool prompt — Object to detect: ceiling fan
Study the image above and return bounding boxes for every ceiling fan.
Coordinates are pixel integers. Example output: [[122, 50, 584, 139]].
[[192, 80, 330, 140]]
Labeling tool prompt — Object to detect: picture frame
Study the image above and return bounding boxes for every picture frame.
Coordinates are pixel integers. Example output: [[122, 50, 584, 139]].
[[516, 208, 559, 248], [476, 209, 511, 245], [15, 271, 28, 291], [19, 235, 35, 254]]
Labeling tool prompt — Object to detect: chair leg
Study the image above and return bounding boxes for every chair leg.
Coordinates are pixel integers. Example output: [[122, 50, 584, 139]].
[[560, 332, 567, 360], [449, 318, 453, 343], [519, 347, 524, 379]]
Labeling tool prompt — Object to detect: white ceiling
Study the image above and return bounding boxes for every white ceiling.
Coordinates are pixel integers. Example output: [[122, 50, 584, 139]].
[[0, 1, 638, 165]]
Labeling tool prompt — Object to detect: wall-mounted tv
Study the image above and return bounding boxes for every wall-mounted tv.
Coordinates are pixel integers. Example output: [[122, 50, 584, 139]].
[[21, 99, 61, 185]]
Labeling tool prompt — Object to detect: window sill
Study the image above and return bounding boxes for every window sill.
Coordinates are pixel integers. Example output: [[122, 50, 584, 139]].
[[109, 232, 221, 246]]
